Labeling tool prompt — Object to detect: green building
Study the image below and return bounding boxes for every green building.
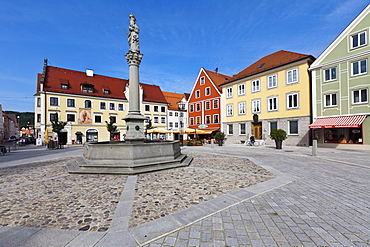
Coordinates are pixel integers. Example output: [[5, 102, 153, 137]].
[[309, 4, 370, 149]]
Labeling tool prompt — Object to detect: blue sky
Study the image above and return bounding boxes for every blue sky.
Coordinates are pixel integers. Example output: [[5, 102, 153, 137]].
[[0, 0, 369, 112]]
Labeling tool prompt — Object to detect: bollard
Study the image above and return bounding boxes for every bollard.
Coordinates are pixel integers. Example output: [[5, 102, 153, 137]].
[[211, 139, 214, 148], [312, 140, 317, 156]]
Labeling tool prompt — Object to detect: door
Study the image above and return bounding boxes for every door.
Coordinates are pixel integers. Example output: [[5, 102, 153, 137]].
[[252, 122, 262, 139]]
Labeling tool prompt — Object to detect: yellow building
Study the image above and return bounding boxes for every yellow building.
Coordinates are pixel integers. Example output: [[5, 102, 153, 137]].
[[220, 50, 315, 146], [34, 60, 168, 144]]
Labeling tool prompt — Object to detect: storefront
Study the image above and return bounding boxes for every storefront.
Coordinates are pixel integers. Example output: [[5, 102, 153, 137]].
[[309, 115, 366, 144]]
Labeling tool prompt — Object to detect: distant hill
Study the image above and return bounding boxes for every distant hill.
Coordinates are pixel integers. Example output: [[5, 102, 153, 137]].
[[5, 111, 34, 129]]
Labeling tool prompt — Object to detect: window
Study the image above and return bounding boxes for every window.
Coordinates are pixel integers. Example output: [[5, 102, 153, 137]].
[[161, 106, 166, 113], [238, 83, 245, 95], [67, 114, 75, 122], [240, 123, 246, 135], [174, 112, 178, 117], [196, 103, 200, 111], [61, 84, 68, 89], [200, 76, 205, 85], [67, 99, 75, 107], [287, 93, 299, 109], [268, 96, 278, 111], [175, 122, 178, 128], [154, 117, 158, 123], [353, 89, 368, 104], [109, 103, 115, 110], [226, 104, 233, 116], [95, 115, 102, 123], [205, 115, 211, 124], [213, 99, 219, 109], [190, 104, 194, 112], [82, 86, 94, 93], [104, 90, 110, 95], [145, 105, 150, 111], [118, 103, 124, 111], [100, 102, 106, 110], [110, 116, 117, 123], [270, 122, 277, 132], [287, 68, 298, 84], [169, 122, 173, 128], [238, 102, 246, 115], [352, 59, 367, 76], [227, 124, 233, 135], [37, 97, 41, 107], [252, 79, 260, 92], [205, 101, 210, 110], [324, 67, 337, 81], [50, 113, 57, 122], [190, 117, 194, 125], [289, 120, 298, 135], [196, 116, 200, 125], [267, 74, 277, 89], [180, 112, 183, 117], [37, 114, 41, 122], [154, 106, 158, 112], [227, 87, 233, 98], [205, 87, 210, 96], [50, 97, 58, 106], [169, 112, 173, 116], [351, 31, 367, 49], [180, 121, 184, 128], [85, 100, 92, 109], [213, 115, 219, 123], [196, 90, 200, 98], [161, 117, 166, 124], [325, 93, 338, 107], [252, 99, 260, 113]]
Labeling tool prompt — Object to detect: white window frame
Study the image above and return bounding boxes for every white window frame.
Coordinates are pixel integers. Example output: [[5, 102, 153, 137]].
[[288, 120, 299, 135], [238, 102, 246, 115], [161, 116, 166, 124], [352, 88, 368, 104], [239, 123, 246, 135], [50, 96, 59, 106], [238, 83, 245, 96], [351, 59, 368, 76], [270, 121, 278, 132], [286, 68, 299, 84], [196, 90, 200, 98], [94, 114, 102, 123], [350, 30, 367, 49], [66, 98, 75, 108], [227, 124, 233, 135], [189, 104, 194, 112], [100, 102, 106, 110], [324, 67, 337, 82], [251, 79, 260, 93], [66, 113, 76, 122], [118, 103, 124, 111], [324, 93, 338, 107], [226, 87, 233, 98], [205, 115, 211, 124], [226, 104, 233, 117], [154, 117, 159, 123], [200, 76, 205, 85], [196, 116, 201, 125], [267, 74, 277, 89], [109, 102, 115, 110], [84, 100, 92, 109], [196, 103, 201, 112], [190, 117, 194, 125], [267, 96, 278, 112], [286, 92, 299, 110], [251, 99, 261, 114], [213, 114, 219, 123], [205, 87, 211, 96], [144, 104, 150, 112], [169, 122, 173, 128], [213, 99, 219, 109], [205, 101, 211, 110]]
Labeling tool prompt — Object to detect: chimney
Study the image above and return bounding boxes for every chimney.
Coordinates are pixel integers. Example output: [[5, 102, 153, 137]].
[[86, 69, 94, 77]]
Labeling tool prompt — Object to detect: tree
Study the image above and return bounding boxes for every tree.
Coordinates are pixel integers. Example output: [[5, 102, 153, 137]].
[[51, 113, 67, 134], [105, 116, 117, 141]]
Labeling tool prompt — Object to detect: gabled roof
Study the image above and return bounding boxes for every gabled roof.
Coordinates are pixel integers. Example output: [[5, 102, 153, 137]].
[[162, 91, 188, 111], [310, 4, 370, 69], [223, 50, 313, 85], [203, 69, 231, 91], [37, 66, 167, 104]]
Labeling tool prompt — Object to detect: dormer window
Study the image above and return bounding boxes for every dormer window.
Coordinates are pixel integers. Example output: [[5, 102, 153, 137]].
[[81, 83, 94, 93], [104, 89, 110, 95], [61, 84, 68, 89]]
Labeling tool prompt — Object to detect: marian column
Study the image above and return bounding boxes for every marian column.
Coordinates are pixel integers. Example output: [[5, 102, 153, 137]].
[[124, 14, 146, 142]]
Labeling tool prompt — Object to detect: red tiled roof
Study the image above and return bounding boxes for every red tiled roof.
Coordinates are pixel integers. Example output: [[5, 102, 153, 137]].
[[203, 69, 231, 91], [162, 92, 187, 111], [37, 66, 167, 104], [224, 50, 313, 84]]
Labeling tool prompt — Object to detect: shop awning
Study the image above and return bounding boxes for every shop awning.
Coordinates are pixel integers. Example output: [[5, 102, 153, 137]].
[[309, 115, 366, 129], [197, 128, 219, 134]]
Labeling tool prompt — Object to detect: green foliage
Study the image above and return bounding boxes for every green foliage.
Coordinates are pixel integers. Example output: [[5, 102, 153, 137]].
[[5, 111, 34, 128], [270, 128, 287, 141], [105, 117, 117, 141], [51, 113, 67, 133], [145, 119, 152, 129], [186, 141, 194, 146], [214, 131, 226, 141]]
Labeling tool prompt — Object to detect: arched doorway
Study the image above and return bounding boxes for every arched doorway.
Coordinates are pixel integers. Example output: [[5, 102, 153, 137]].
[[86, 129, 98, 142]]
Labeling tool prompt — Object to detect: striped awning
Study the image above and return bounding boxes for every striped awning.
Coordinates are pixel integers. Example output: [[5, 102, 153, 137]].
[[309, 115, 366, 129]]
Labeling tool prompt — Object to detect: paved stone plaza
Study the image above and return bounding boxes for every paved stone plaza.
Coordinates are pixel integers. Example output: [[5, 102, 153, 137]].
[[0, 144, 369, 246]]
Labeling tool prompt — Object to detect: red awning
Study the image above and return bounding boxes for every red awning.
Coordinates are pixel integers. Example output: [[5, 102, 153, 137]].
[[309, 115, 366, 129]]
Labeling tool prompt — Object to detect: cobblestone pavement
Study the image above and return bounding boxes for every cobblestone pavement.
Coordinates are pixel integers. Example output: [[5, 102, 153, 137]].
[[143, 146, 370, 247]]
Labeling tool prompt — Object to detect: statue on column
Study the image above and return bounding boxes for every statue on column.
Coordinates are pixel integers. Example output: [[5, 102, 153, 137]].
[[127, 14, 140, 52]]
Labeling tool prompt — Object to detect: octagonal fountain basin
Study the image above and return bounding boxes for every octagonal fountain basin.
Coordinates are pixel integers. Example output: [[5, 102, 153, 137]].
[[66, 140, 193, 175]]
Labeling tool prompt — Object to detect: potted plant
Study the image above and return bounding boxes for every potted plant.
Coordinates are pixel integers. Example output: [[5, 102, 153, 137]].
[[214, 132, 226, 146], [270, 128, 287, 149]]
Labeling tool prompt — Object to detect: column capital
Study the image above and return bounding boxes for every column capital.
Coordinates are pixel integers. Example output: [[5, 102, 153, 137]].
[[125, 51, 143, 66]]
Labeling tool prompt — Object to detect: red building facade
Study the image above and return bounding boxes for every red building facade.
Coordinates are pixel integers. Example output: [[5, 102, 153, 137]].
[[188, 68, 230, 133]]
